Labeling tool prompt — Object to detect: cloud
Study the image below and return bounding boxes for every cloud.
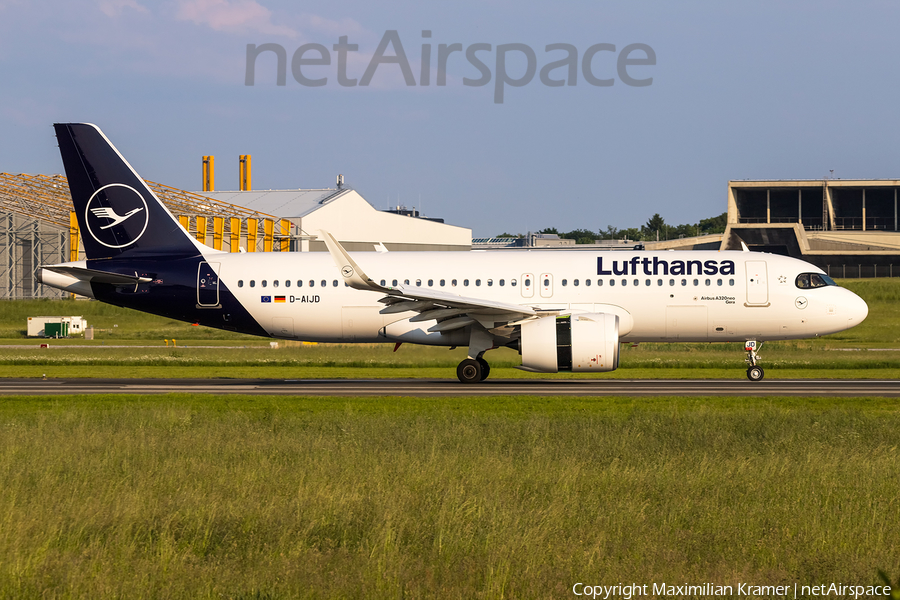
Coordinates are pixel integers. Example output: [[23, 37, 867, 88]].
[[97, 0, 148, 17], [175, 0, 297, 37]]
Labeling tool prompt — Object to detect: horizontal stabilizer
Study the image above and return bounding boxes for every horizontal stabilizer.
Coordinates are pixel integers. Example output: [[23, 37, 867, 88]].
[[41, 265, 151, 285]]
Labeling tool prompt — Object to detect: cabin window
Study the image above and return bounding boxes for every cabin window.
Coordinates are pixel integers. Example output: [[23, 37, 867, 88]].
[[333, 280, 338, 287], [574, 279, 579, 286], [262, 280, 268, 288], [585, 279, 591, 287], [475, 279, 481, 286], [392, 279, 398, 286], [321, 280, 327, 287], [610, 280, 615, 287], [487, 279, 493, 286], [622, 279, 627, 286], [404, 279, 410, 285], [416, 279, 422, 287], [440, 279, 445, 286], [524, 278, 531, 287], [657, 279, 663, 286], [543, 278, 550, 287], [250, 280, 256, 287], [705, 279, 711, 286], [511, 279, 517, 286], [717, 279, 723, 286], [645, 279, 651, 286], [669, 279, 675, 286], [238, 280, 243, 288], [634, 279, 639, 286], [693, 279, 699, 286], [598, 279, 603, 286], [428, 279, 433, 286], [285, 280, 291, 288], [273, 280, 279, 288], [452, 279, 458, 286], [380, 279, 386, 286], [499, 279, 505, 286], [729, 279, 735, 286], [464, 279, 470, 286], [297, 280, 303, 287], [561, 279, 567, 286], [309, 280, 315, 287], [681, 279, 687, 286]]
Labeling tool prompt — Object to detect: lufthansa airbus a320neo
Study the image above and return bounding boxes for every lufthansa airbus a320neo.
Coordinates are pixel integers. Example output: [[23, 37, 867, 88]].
[[39, 124, 869, 382]]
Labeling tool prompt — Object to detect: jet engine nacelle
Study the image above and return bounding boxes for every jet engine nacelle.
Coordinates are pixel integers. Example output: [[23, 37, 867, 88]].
[[520, 313, 619, 373]]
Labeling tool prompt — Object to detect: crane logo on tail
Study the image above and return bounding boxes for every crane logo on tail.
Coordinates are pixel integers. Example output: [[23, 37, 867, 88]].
[[84, 183, 150, 249]]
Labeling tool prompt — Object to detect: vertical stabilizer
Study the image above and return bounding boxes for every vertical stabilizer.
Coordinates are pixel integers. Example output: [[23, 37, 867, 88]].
[[54, 123, 207, 259]]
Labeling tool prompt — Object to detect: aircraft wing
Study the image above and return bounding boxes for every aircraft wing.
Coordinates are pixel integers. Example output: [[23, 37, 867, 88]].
[[319, 230, 538, 331]]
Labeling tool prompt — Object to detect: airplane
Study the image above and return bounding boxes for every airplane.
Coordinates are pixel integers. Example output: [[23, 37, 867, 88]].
[[38, 123, 869, 383]]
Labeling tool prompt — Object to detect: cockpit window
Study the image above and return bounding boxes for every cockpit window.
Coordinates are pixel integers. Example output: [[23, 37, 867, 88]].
[[795, 273, 837, 289]]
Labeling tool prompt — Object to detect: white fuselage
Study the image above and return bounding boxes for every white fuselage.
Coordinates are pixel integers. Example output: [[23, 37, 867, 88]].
[[200, 249, 868, 344]]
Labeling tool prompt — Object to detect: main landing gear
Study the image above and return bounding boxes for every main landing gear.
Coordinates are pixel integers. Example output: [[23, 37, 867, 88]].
[[745, 340, 764, 381], [457, 356, 490, 383], [456, 329, 493, 383]]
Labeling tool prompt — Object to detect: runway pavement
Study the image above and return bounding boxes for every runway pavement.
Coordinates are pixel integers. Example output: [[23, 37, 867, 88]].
[[1, 378, 898, 396]]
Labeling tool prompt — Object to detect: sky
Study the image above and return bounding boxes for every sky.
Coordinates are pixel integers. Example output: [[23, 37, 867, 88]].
[[2, 1, 900, 237]]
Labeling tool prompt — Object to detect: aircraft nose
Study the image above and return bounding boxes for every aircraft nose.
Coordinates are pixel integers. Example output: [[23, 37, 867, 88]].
[[846, 290, 868, 325]]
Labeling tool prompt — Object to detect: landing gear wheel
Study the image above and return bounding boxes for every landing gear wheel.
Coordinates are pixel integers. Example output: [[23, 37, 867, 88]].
[[457, 359, 483, 384], [476, 357, 491, 381], [747, 366, 764, 381]]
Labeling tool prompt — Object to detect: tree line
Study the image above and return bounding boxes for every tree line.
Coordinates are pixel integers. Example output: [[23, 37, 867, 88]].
[[496, 212, 727, 244]]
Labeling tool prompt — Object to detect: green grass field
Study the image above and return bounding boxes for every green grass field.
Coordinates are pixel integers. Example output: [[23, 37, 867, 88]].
[[1, 394, 898, 599], [1, 278, 898, 379]]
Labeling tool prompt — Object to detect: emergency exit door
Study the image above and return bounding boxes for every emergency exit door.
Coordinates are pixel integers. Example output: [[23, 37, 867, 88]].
[[745, 260, 769, 306]]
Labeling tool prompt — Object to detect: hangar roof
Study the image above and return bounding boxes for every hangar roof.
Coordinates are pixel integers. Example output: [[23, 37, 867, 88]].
[[197, 188, 342, 218]]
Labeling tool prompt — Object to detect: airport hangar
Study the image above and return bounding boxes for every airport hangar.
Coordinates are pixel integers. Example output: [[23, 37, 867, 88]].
[[2, 165, 899, 299]]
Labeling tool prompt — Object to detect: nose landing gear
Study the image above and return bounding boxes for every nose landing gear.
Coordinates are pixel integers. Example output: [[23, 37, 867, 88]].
[[745, 340, 764, 381]]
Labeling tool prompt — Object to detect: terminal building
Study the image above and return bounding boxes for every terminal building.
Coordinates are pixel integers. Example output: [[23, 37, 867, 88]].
[[721, 179, 900, 278]]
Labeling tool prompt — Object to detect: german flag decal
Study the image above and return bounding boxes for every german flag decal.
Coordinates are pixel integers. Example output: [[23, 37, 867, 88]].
[[274, 296, 286, 303]]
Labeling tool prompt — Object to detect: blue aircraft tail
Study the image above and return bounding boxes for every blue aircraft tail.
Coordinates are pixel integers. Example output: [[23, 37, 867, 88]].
[[54, 123, 203, 260]]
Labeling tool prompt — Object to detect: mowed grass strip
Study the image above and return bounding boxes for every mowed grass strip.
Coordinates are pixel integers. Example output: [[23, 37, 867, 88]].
[[0, 394, 898, 599]]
